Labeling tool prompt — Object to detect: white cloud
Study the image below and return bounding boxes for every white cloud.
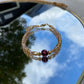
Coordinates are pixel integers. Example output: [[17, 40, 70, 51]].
[[23, 60, 57, 84], [66, 44, 80, 63], [63, 43, 84, 70], [29, 7, 66, 25], [55, 13, 84, 47], [23, 59, 67, 84]]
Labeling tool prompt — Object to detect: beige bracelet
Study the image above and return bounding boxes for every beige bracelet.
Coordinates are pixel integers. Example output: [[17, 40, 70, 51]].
[[21, 24, 62, 63]]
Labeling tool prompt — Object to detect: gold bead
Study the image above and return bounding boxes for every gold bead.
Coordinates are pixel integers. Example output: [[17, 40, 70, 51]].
[[26, 48, 29, 51], [48, 56, 51, 59], [38, 57, 41, 61], [38, 52, 41, 56], [48, 51, 51, 55], [40, 24, 46, 26]]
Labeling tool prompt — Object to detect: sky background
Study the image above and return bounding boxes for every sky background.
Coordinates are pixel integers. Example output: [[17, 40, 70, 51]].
[[21, 7, 84, 84]]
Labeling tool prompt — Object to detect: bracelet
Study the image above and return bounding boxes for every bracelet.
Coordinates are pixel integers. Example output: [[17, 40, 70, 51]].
[[21, 24, 62, 63]]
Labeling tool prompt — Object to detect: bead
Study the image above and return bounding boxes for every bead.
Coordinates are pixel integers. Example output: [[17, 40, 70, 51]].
[[40, 24, 46, 26], [48, 56, 51, 59], [38, 57, 41, 61], [48, 51, 51, 55], [38, 52, 41, 56], [41, 50, 48, 57], [42, 57, 48, 63]]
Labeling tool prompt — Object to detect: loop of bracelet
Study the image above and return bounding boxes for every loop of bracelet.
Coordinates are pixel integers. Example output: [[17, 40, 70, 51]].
[[21, 24, 62, 63]]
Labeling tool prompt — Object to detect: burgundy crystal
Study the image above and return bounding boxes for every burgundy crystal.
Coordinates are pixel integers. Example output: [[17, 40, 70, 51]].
[[41, 49, 48, 57], [42, 57, 48, 63]]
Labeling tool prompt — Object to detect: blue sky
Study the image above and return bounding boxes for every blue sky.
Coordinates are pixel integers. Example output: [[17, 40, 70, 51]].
[[21, 7, 84, 84]]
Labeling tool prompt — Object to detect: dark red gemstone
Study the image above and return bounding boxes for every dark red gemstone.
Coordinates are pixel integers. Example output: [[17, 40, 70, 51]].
[[41, 50, 48, 57], [42, 57, 48, 63]]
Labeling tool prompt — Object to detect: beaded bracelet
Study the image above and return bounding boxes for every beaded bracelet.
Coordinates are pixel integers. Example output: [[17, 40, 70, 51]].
[[21, 24, 62, 63]]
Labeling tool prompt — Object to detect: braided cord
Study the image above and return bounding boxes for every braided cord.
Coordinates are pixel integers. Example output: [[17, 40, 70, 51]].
[[21, 24, 62, 61]]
